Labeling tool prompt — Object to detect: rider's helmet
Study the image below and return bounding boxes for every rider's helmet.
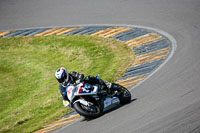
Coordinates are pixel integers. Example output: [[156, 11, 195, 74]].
[[55, 67, 69, 84]]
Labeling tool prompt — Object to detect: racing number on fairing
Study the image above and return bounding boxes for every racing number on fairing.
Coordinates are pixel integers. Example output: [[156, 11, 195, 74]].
[[79, 87, 92, 94], [67, 86, 75, 101], [67, 87, 73, 95]]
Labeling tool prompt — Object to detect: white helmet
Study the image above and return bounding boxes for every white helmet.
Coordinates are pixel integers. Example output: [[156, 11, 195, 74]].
[[55, 67, 69, 84]]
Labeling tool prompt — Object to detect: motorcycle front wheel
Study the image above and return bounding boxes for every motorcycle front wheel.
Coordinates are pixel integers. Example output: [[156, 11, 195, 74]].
[[73, 101, 103, 119]]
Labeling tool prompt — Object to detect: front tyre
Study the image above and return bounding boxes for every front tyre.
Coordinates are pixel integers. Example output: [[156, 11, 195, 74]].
[[73, 102, 102, 119]]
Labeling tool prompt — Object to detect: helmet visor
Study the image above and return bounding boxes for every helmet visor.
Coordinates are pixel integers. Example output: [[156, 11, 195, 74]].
[[57, 78, 65, 83], [57, 73, 67, 83]]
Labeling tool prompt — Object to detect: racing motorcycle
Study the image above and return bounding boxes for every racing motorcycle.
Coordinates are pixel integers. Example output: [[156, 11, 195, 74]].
[[65, 75, 131, 118]]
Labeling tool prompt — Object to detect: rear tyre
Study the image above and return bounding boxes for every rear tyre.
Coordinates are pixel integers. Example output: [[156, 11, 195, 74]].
[[73, 102, 102, 119], [113, 84, 131, 104]]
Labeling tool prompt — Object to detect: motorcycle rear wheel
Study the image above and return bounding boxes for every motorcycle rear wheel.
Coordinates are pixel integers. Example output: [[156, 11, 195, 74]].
[[114, 84, 131, 104], [73, 102, 103, 119]]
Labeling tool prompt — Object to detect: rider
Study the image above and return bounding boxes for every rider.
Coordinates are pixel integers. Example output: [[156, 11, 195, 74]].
[[55, 67, 112, 106]]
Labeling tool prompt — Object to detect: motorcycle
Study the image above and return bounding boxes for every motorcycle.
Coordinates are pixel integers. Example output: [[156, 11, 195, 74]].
[[65, 76, 131, 118]]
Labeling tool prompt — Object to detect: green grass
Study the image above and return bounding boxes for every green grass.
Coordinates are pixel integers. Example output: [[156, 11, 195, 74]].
[[0, 35, 135, 133]]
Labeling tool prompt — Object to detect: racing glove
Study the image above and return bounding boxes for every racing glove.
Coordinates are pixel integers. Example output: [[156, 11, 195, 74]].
[[63, 100, 69, 107]]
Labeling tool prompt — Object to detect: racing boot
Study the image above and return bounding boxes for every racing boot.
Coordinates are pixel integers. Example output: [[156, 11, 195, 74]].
[[103, 80, 112, 90], [103, 80, 116, 94], [107, 82, 122, 94], [97, 78, 119, 94]]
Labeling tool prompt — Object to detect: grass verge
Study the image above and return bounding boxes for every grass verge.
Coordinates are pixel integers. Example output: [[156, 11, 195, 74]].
[[0, 35, 135, 133]]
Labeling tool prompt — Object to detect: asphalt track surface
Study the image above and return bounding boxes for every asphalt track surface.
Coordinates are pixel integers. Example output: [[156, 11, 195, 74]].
[[1, 0, 200, 133]]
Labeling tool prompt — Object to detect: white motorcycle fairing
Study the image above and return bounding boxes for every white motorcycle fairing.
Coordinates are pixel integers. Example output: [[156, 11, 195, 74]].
[[66, 81, 121, 113], [66, 82, 99, 102], [103, 97, 120, 112]]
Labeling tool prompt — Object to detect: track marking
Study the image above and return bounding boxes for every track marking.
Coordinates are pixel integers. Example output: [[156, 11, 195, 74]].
[[34, 27, 83, 36], [34, 114, 80, 133], [91, 27, 117, 36], [103, 27, 132, 38], [0, 31, 12, 36], [133, 48, 169, 66], [126, 33, 163, 48], [117, 74, 148, 87], [43, 28, 68, 36], [34, 28, 58, 36], [91, 27, 131, 38], [55, 27, 83, 35], [116, 74, 148, 83]]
